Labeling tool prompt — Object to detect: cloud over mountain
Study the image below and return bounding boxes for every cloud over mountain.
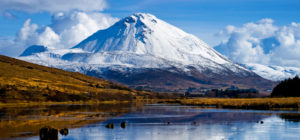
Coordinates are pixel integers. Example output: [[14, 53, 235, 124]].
[[16, 12, 118, 49], [215, 19, 300, 68], [0, 0, 119, 57], [0, 8, 118, 56]]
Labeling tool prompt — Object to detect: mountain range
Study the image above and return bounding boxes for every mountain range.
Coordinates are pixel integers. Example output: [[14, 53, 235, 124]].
[[245, 63, 300, 81], [19, 13, 275, 94]]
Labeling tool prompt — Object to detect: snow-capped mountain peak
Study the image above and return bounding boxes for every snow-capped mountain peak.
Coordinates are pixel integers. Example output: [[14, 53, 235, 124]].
[[19, 13, 274, 93], [71, 13, 235, 68]]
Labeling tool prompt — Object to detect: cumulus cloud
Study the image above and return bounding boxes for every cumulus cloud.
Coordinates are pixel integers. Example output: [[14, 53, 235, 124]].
[[50, 12, 118, 48], [16, 19, 38, 42], [37, 27, 60, 47], [0, 12, 118, 56], [0, 0, 107, 14], [0, 0, 121, 57], [215, 19, 300, 68]]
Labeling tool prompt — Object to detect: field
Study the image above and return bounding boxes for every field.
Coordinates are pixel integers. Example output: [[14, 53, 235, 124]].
[[169, 97, 300, 110]]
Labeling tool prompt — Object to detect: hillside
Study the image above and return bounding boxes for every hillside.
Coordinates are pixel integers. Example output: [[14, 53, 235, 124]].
[[0, 55, 166, 103]]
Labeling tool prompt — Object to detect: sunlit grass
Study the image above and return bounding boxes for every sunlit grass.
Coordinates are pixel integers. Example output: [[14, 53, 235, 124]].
[[0, 55, 166, 102], [176, 97, 300, 109]]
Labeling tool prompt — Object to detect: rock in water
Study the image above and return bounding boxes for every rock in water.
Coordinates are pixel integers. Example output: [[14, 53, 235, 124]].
[[40, 126, 58, 140]]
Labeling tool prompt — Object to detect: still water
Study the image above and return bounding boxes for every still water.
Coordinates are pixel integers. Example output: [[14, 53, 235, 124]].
[[2, 104, 300, 140]]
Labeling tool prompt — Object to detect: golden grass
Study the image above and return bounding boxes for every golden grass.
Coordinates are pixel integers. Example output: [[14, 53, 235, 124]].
[[174, 97, 300, 109], [0, 55, 163, 102]]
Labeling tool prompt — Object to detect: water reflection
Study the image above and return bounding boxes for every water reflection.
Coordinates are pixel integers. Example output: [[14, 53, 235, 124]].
[[279, 113, 300, 122], [59, 106, 300, 140], [59, 128, 69, 136], [0, 103, 134, 139], [2, 105, 300, 140], [40, 126, 59, 140]]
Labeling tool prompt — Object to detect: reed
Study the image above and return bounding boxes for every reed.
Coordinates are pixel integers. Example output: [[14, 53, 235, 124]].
[[175, 97, 300, 109]]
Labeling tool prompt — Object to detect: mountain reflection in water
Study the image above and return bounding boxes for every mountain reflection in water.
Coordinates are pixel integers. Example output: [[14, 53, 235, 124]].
[[1, 105, 300, 140], [65, 106, 300, 140], [0, 103, 134, 139]]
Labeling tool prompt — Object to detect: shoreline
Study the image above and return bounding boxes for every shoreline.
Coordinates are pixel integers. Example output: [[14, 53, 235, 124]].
[[1, 97, 300, 110], [0, 99, 174, 107], [166, 97, 300, 110], [0, 101, 130, 107]]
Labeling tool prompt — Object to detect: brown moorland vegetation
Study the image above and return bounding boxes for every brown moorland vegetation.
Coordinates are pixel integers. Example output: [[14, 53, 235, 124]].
[[0, 55, 178, 103], [167, 97, 300, 110]]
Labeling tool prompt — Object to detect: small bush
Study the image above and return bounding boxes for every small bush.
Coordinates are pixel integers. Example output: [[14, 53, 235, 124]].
[[271, 76, 300, 97], [0, 87, 6, 97]]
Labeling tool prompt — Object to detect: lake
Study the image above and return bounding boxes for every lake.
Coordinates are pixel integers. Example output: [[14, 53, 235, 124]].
[[1, 104, 300, 140]]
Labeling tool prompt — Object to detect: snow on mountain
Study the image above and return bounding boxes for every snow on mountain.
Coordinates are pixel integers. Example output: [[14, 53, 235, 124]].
[[245, 63, 300, 81], [20, 45, 48, 57], [73, 13, 224, 63], [65, 13, 250, 73], [19, 13, 274, 93], [20, 13, 251, 74]]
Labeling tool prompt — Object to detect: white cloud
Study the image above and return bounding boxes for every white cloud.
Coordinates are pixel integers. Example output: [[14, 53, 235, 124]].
[[16, 19, 38, 42], [0, 12, 118, 56], [0, 19, 39, 56], [52, 12, 118, 48], [37, 27, 60, 48], [0, 0, 119, 57], [215, 19, 300, 68], [0, 0, 107, 14]]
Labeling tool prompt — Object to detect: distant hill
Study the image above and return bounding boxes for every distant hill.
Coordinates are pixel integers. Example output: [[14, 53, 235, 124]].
[[0, 55, 166, 103], [245, 63, 300, 81]]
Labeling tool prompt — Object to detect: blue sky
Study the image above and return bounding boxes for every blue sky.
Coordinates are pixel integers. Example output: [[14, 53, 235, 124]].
[[105, 0, 300, 45], [1, 0, 300, 45], [1, 0, 300, 68]]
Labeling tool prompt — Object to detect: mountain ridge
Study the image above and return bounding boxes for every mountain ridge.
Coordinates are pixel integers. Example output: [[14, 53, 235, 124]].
[[245, 63, 300, 81]]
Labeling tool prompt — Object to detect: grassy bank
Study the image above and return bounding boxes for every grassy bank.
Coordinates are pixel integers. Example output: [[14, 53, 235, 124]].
[[0, 55, 146, 102], [0, 55, 180, 103], [0, 98, 175, 108], [168, 97, 300, 110]]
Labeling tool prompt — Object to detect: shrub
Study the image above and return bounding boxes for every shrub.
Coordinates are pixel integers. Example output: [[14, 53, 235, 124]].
[[0, 87, 6, 97], [271, 76, 300, 97]]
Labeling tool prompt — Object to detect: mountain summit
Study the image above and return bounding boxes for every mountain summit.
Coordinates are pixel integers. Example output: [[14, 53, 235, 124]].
[[20, 13, 274, 93], [72, 13, 228, 66], [62, 13, 249, 72]]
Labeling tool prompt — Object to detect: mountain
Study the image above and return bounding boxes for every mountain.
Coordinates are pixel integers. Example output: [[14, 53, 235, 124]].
[[245, 63, 300, 81], [0, 54, 157, 103], [19, 13, 275, 93], [20, 45, 48, 56]]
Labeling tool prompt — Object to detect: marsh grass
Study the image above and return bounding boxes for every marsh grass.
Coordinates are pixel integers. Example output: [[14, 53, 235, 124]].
[[174, 97, 300, 110]]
